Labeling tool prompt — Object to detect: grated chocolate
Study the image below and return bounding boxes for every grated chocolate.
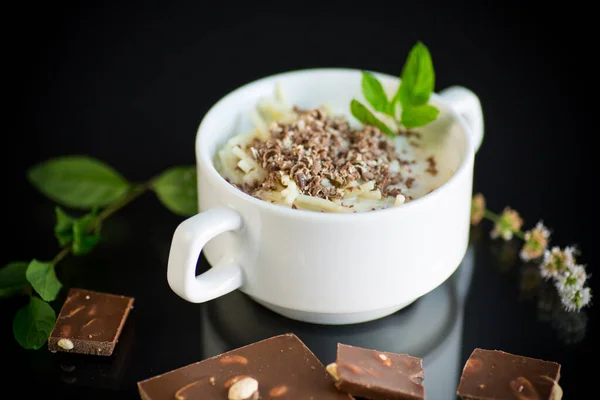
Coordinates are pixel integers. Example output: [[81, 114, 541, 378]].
[[239, 108, 419, 201]]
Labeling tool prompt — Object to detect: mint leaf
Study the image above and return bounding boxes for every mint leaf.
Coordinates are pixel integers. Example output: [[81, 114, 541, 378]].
[[398, 41, 435, 107], [0, 262, 29, 298], [13, 296, 56, 350], [54, 207, 75, 246], [350, 99, 395, 137], [72, 210, 100, 255], [25, 260, 62, 302], [362, 72, 390, 114], [54, 207, 101, 254], [401, 104, 440, 129], [28, 156, 130, 209], [152, 166, 198, 216]]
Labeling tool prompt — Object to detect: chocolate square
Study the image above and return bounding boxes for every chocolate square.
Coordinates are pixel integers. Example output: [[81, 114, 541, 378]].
[[48, 288, 134, 356], [327, 343, 425, 400], [137, 333, 353, 400], [456, 348, 562, 400]]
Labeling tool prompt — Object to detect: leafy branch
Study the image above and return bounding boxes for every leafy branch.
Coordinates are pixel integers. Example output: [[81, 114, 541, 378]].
[[351, 41, 440, 136], [1, 156, 198, 349]]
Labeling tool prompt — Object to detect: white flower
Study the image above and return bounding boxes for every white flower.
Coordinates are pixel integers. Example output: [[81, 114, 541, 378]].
[[519, 221, 551, 261], [560, 287, 592, 312], [470, 193, 486, 225], [540, 246, 576, 279], [555, 264, 587, 293], [490, 207, 523, 241]]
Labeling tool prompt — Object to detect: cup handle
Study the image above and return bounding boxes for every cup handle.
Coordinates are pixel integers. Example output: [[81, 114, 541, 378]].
[[167, 207, 243, 303], [439, 86, 484, 153]]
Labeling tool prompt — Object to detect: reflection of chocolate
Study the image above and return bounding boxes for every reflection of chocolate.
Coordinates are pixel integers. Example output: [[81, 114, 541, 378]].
[[48, 288, 134, 356], [456, 349, 562, 400], [137, 333, 352, 399], [55, 317, 135, 390], [328, 343, 424, 400]]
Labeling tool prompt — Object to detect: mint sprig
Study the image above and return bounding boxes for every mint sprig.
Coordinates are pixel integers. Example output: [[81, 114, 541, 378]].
[[25, 260, 62, 302], [13, 296, 56, 350], [54, 206, 101, 255], [27, 156, 130, 209], [4, 155, 198, 350], [350, 100, 394, 136], [152, 166, 199, 216], [351, 41, 439, 135], [0, 262, 29, 298]]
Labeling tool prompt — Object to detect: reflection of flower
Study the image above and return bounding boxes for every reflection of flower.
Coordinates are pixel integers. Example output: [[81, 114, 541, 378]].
[[490, 207, 523, 240], [536, 282, 559, 322], [551, 307, 588, 345], [519, 265, 542, 299], [520, 221, 550, 261], [534, 279, 589, 344], [491, 240, 519, 272], [470, 193, 486, 225], [540, 246, 575, 279]]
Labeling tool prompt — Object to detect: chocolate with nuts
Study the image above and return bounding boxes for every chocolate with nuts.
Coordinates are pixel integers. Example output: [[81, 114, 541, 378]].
[[48, 288, 134, 356], [137, 333, 353, 400], [456, 348, 562, 400], [327, 343, 424, 400]]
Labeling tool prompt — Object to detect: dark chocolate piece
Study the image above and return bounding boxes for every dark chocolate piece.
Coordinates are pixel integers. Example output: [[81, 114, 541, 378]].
[[456, 348, 562, 400], [137, 333, 353, 400], [326, 343, 424, 400], [48, 288, 134, 356]]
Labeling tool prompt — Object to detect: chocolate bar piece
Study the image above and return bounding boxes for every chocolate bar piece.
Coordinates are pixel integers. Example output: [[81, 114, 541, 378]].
[[326, 343, 424, 400], [48, 288, 134, 356], [137, 333, 353, 400], [456, 348, 562, 400]]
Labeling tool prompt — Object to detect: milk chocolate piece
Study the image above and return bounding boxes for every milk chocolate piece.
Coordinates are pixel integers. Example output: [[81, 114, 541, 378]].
[[327, 343, 425, 400], [456, 348, 563, 400], [48, 288, 134, 356], [137, 333, 353, 400]]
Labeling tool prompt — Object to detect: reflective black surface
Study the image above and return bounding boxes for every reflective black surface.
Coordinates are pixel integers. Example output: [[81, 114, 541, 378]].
[[3, 1, 595, 398]]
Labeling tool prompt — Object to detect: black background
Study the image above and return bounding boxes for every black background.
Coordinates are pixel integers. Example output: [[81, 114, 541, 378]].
[[2, 0, 596, 398]]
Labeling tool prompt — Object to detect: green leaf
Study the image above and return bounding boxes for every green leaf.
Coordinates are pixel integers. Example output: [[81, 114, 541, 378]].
[[72, 210, 100, 255], [25, 260, 62, 302], [0, 262, 29, 298], [401, 104, 440, 129], [398, 41, 436, 107], [152, 166, 198, 216], [54, 207, 75, 246], [54, 207, 101, 254], [350, 99, 395, 137], [13, 296, 56, 350], [361, 72, 390, 114], [27, 156, 130, 209]]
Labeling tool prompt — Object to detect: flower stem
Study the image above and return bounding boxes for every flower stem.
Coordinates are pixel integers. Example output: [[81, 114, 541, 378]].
[[484, 209, 500, 222]]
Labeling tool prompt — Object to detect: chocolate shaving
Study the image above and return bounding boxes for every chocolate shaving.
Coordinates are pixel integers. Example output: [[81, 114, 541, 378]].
[[425, 156, 438, 176], [234, 108, 420, 202]]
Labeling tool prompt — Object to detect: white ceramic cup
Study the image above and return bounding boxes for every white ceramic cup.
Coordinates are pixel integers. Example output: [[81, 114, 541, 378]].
[[167, 69, 483, 325]]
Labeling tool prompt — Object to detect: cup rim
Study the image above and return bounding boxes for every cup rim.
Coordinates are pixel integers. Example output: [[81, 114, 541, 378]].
[[196, 68, 475, 220]]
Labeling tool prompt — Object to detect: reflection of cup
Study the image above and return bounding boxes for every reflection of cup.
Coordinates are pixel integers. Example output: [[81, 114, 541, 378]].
[[200, 245, 475, 400], [166, 69, 484, 325]]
